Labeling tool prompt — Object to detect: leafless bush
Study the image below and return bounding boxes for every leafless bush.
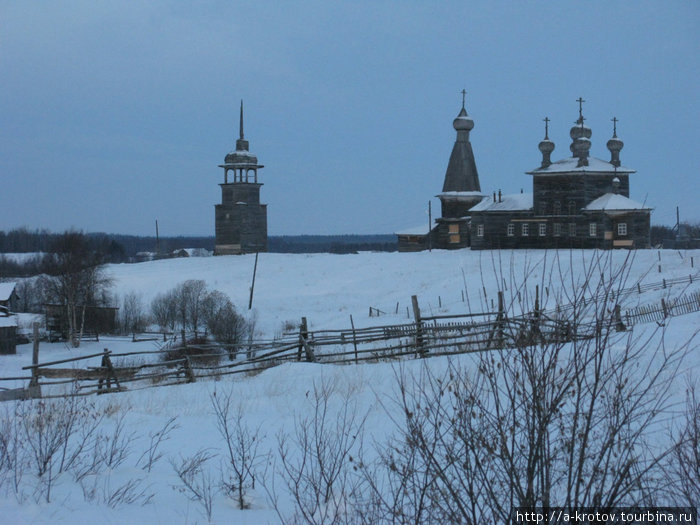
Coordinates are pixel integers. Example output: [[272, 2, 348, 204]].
[[136, 416, 179, 473], [210, 389, 266, 509], [665, 380, 700, 506], [204, 290, 249, 356], [171, 449, 217, 522], [94, 412, 133, 470], [268, 380, 366, 525], [0, 403, 27, 501]]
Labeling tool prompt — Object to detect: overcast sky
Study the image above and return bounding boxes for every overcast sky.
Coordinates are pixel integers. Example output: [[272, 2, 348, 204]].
[[2, 1, 698, 236]]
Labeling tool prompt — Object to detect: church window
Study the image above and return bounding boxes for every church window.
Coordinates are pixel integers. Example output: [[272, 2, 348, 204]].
[[569, 201, 577, 215], [553, 201, 561, 215], [477, 224, 484, 237], [569, 223, 576, 236], [449, 224, 460, 244], [589, 223, 597, 237], [507, 223, 515, 237], [522, 223, 529, 237], [539, 223, 547, 236], [539, 201, 547, 215], [618, 223, 627, 236], [554, 223, 562, 236]]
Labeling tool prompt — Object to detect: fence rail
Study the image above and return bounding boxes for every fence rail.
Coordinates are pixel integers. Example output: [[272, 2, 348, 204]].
[[2, 279, 700, 402]]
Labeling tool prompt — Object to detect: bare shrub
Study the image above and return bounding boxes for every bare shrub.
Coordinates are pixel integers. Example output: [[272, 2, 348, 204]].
[[268, 380, 366, 525], [665, 381, 700, 506], [204, 291, 249, 357], [364, 250, 697, 523], [210, 389, 266, 509], [171, 449, 217, 522], [136, 416, 179, 473]]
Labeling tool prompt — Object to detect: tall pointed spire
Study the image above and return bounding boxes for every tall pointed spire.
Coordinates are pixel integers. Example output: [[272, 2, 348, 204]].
[[239, 100, 244, 139], [441, 93, 481, 195], [235, 99, 249, 152]]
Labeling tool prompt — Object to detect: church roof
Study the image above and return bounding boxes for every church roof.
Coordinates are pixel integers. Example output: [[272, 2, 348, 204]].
[[584, 193, 650, 211], [442, 101, 481, 193], [527, 156, 635, 175], [470, 193, 533, 212]]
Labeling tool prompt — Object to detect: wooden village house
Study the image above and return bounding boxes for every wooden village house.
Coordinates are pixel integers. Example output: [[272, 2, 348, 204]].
[[398, 96, 651, 251], [0, 283, 19, 354]]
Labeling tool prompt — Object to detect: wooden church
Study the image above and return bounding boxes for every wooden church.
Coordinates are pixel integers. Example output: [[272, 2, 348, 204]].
[[398, 96, 651, 251], [214, 102, 268, 255]]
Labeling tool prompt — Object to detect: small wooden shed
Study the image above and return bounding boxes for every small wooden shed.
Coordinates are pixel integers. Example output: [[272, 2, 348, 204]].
[[0, 314, 17, 355]]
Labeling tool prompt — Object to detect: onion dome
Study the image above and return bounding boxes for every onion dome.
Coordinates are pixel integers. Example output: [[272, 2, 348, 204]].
[[570, 98, 591, 166], [538, 116, 555, 168], [607, 117, 624, 167], [453, 107, 474, 132]]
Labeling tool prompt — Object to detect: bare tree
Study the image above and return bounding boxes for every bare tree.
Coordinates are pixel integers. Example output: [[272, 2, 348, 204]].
[[119, 291, 147, 335], [367, 250, 697, 524], [151, 289, 177, 332], [665, 380, 700, 506], [41, 231, 112, 347]]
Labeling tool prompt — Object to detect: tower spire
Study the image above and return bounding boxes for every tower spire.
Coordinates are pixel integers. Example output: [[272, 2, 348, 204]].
[[235, 100, 249, 152], [239, 100, 244, 140], [461, 89, 466, 110]]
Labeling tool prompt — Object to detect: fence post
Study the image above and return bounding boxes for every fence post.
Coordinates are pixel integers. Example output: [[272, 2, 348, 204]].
[[661, 298, 668, 318], [411, 295, 426, 357], [28, 322, 41, 398], [298, 317, 315, 362], [182, 356, 196, 383], [613, 304, 626, 332], [350, 315, 359, 364]]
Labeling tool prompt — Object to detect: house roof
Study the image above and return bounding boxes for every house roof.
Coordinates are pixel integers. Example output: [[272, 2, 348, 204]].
[[584, 193, 650, 211], [470, 193, 533, 212], [0, 316, 17, 327], [0, 283, 17, 302], [526, 156, 635, 175], [396, 224, 432, 236]]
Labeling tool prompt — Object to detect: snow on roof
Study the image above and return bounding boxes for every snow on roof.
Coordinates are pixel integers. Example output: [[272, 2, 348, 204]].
[[436, 191, 486, 198], [0, 283, 17, 302], [527, 156, 635, 175], [584, 193, 650, 211], [470, 193, 533, 212], [395, 224, 432, 236], [0, 315, 17, 328]]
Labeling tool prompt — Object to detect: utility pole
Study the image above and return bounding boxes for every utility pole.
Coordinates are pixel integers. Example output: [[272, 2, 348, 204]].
[[428, 200, 432, 252]]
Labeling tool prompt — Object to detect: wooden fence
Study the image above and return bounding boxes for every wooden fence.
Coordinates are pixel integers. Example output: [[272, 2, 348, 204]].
[[2, 283, 699, 402]]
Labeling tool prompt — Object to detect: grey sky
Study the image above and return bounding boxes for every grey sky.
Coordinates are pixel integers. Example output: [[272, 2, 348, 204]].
[[2, 1, 698, 236]]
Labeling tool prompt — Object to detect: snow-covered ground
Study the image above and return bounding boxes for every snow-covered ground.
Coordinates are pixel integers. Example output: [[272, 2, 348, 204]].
[[1, 248, 699, 524]]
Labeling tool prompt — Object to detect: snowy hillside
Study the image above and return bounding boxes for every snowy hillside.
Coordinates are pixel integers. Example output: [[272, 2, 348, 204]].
[[1, 248, 699, 524], [104, 248, 700, 335]]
